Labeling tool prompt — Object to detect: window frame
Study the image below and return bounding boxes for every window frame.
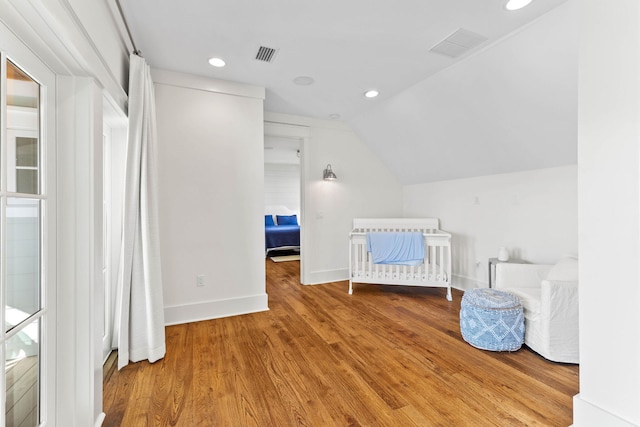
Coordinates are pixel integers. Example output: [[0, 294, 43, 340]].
[[0, 50, 57, 427]]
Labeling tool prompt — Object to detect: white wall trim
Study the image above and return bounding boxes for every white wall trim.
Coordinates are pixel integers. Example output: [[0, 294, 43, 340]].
[[151, 68, 265, 100], [451, 274, 482, 291], [264, 111, 351, 131], [573, 394, 637, 427], [164, 294, 269, 326], [0, 0, 129, 110], [264, 121, 310, 139], [305, 268, 349, 286], [94, 412, 106, 427]]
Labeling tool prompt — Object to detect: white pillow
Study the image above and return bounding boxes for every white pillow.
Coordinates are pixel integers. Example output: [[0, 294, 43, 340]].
[[546, 257, 578, 281]]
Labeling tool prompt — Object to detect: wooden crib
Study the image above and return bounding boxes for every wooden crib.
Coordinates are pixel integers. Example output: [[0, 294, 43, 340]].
[[349, 218, 452, 301]]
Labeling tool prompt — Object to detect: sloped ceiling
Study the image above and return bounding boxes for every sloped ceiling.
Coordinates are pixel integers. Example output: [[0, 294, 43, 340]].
[[350, 1, 578, 184], [119, 0, 576, 184]]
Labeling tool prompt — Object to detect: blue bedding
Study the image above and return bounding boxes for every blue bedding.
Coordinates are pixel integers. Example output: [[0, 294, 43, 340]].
[[265, 225, 300, 251], [366, 232, 425, 266]]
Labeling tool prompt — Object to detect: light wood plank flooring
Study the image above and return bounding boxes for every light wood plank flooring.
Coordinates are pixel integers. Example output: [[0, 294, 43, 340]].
[[103, 259, 579, 426]]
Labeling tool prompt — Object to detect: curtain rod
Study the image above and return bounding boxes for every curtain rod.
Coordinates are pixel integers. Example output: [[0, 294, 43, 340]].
[[115, 0, 142, 56]]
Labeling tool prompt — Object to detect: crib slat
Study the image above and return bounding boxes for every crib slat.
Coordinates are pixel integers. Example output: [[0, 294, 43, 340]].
[[423, 245, 428, 278], [371, 248, 375, 278], [354, 242, 358, 278]]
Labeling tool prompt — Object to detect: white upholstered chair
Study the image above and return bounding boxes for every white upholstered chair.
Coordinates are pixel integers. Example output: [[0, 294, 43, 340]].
[[494, 257, 579, 363]]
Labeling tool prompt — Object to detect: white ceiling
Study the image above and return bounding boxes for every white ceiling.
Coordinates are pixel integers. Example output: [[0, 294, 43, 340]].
[[352, 1, 578, 184], [119, 0, 569, 121], [119, 0, 576, 184]]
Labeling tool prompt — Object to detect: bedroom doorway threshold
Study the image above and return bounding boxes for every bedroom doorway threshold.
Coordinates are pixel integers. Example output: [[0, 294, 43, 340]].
[[268, 248, 301, 263], [270, 254, 301, 262]]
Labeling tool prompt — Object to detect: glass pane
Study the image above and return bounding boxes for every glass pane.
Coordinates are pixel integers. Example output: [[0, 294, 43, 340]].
[[5, 198, 41, 332], [16, 137, 37, 167], [7, 61, 40, 195], [5, 319, 40, 427], [16, 170, 38, 195]]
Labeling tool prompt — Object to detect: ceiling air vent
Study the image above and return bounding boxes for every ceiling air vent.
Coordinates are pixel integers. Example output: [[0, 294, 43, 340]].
[[255, 46, 278, 62], [429, 28, 488, 58]]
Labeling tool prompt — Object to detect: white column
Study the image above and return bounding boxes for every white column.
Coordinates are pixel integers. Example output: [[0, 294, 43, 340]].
[[56, 76, 104, 427], [575, 1, 640, 426]]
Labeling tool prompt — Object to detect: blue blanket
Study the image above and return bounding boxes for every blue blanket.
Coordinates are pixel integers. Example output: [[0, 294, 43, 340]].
[[366, 232, 425, 266], [265, 225, 300, 250]]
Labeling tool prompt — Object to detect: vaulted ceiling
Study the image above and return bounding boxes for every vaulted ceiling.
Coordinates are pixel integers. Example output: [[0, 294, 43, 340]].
[[120, 0, 576, 184]]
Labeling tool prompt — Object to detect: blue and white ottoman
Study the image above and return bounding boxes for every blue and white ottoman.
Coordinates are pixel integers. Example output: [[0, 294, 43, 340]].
[[460, 288, 524, 352]]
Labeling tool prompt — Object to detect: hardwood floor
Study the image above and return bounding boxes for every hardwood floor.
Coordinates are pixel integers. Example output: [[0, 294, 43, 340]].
[[103, 259, 579, 426]]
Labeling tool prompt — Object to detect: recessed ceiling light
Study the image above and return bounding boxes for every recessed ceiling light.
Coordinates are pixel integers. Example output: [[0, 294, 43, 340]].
[[293, 76, 315, 85], [208, 57, 226, 67], [329, 114, 341, 120], [364, 90, 379, 98], [505, 0, 533, 11]]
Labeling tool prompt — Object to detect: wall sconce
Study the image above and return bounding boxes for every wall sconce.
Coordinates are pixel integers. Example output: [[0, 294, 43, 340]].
[[323, 164, 337, 181]]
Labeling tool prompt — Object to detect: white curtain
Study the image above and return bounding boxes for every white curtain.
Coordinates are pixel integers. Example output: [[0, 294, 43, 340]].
[[113, 53, 166, 369]]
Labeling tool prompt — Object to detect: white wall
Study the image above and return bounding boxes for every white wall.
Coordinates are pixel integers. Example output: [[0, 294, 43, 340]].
[[56, 76, 106, 427], [574, 1, 640, 425], [265, 112, 404, 284], [264, 135, 301, 164], [153, 70, 268, 325], [264, 163, 300, 214], [403, 165, 577, 289]]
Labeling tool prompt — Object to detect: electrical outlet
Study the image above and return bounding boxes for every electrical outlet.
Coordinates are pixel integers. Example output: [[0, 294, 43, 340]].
[[196, 274, 205, 287]]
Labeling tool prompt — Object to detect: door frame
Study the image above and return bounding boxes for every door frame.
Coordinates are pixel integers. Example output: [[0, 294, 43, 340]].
[[264, 122, 310, 284], [0, 37, 58, 426], [101, 95, 127, 364]]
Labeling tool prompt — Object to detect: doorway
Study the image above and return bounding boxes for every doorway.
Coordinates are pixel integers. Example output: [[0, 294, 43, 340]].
[[264, 136, 302, 267], [264, 122, 309, 284], [101, 97, 127, 363]]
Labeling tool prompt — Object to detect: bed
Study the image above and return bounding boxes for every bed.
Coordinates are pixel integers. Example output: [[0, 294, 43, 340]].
[[265, 206, 300, 256], [349, 218, 452, 300]]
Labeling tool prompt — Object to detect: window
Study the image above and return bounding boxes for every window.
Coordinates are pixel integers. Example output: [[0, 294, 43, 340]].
[[1, 57, 49, 427]]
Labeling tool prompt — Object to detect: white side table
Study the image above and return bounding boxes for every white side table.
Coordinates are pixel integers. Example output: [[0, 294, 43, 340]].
[[488, 257, 524, 288]]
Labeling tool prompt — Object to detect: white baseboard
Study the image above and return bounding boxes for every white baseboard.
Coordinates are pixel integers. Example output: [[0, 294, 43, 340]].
[[164, 293, 269, 326], [573, 394, 637, 427], [304, 268, 349, 285]]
